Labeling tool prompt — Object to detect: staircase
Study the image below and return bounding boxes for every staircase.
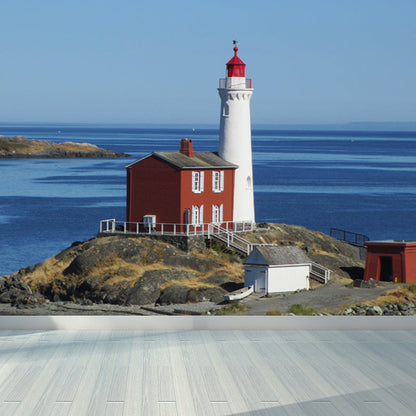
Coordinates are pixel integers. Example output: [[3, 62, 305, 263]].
[[309, 262, 331, 283], [207, 225, 331, 284], [208, 224, 253, 255]]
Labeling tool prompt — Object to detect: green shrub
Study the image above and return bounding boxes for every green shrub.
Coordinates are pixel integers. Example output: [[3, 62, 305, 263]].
[[287, 304, 318, 315]]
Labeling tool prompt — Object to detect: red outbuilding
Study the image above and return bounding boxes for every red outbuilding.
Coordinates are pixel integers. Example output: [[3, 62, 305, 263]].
[[363, 240, 416, 283], [125, 138, 237, 232]]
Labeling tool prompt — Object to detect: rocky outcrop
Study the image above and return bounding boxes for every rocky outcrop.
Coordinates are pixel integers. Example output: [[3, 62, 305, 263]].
[[0, 136, 127, 158], [0, 223, 380, 312], [5, 235, 242, 307], [126, 269, 198, 306], [341, 302, 416, 316], [0, 274, 45, 307]]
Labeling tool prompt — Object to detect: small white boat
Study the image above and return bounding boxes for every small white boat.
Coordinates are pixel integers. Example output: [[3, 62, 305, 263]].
[[223, 286, 253, 302]]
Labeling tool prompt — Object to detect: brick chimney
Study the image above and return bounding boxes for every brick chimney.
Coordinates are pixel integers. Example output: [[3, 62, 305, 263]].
[[179, 138, 194, 157]]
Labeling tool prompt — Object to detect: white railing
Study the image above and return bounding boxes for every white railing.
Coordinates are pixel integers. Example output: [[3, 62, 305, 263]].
[[207, 224, 254, 255], [310, 262, 331, 284], [219, 78, 252, 88], [99, 219, 255, 237]]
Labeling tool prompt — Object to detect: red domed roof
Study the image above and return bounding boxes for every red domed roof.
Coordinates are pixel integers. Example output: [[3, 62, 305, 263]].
[[226, 45, 246, 78]]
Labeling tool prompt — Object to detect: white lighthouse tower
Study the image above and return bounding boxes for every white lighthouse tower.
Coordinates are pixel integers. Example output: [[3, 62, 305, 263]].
[[218, 42, 255, 224]]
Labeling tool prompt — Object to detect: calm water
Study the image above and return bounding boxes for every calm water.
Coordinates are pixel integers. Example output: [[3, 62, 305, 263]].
[[1, 124, 416, 275]]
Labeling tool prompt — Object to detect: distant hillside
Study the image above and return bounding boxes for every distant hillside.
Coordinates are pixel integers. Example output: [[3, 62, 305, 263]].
[[0, 136, 127, 158]]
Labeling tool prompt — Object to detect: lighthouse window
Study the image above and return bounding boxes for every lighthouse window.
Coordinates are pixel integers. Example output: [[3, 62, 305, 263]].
[[192, 171, 204, 193], [212, 171, 224, 192], [223, 104, 229, 116]]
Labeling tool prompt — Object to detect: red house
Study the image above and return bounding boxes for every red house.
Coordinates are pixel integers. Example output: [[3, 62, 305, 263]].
[[126, 138, 237, 232], [363, 240, 416, 283]]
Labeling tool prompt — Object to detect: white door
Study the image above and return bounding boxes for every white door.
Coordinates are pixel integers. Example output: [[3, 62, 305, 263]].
[[255, 271, 266, 292]]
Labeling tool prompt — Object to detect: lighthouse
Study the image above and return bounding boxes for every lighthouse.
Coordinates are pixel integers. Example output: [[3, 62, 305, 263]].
[[218, 42, 255, 224]]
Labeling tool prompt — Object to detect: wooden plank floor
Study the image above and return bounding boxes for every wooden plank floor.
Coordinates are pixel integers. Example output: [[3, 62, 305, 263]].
[[0, 330, 415, 415]]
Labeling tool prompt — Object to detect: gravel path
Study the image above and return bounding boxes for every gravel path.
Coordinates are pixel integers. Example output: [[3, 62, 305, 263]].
[[238, 281, 399, 315]]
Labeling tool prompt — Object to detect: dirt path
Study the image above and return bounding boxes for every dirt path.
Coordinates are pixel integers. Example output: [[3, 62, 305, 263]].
[[238, 281, 399, 315]]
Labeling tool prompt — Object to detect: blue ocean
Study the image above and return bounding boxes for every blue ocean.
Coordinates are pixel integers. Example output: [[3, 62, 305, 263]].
[[2, 124, 416, 276]]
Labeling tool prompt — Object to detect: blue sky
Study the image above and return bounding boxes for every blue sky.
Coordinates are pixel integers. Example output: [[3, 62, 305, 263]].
[[1, 0, 415, 125]]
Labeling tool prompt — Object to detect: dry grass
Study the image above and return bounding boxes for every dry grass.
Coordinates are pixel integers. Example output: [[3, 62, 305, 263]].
[[311, 249, 341, 257], [160, 277, 218, 291], [365, 287, 416, 307], [24, 252, 172, 290], [86, 255, 170, 287], [100, 264, 169, 287], [265, 308, 282, 316], [23, 256, 72, 287]]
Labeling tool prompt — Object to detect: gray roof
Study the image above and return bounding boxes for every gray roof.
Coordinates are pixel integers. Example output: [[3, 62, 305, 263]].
[[126, 152, 237, 170], [154, 151, 237, 169], [244, 245, 311, 266]]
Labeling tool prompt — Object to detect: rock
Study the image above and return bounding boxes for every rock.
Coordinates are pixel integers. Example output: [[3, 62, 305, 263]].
[[397, 303, 408, 312], [78, 276, 101, 293], [0, 276, 6, 292], [0, 274, 45, 306], [361, 278, 377, 289], [158, 285, 190, 305], [126, 269, 197, 306], [163, 255, 220, 273], [158, 285, 227, 305], [0, 291, 13, 304], [64, 238, 147, 276], [201, 272, 242, 292], [195, 287, 226, 303], [373, 305, 383, 315]]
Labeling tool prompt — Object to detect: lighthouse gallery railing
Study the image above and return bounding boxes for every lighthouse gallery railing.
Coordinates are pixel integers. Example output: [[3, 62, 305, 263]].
[[219, 78, 252, 88]]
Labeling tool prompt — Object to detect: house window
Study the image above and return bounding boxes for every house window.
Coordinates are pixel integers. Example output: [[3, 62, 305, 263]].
[[192, 171, 204, 193], [212, 171, 224, 192], [192, 205, 204, 225], [212, 204, 223, 224]]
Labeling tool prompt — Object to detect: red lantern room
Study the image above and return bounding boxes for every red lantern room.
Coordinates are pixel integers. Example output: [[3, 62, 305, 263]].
[[226, 44, 246, 78]]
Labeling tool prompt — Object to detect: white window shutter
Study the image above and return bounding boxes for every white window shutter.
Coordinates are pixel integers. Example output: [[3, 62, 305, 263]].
[[220, 204, 223, 222], [212, 204, 215, 222], [192, 172, 197, 193], [220, 171, 224, 191], [200, 171, 204, 192], [192, 206, 196, 224], [200, 205, 204, 224], [212, 171, 215, 192]]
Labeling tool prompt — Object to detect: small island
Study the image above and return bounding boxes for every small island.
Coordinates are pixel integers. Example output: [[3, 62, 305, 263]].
[[0, 136, 128, 158]]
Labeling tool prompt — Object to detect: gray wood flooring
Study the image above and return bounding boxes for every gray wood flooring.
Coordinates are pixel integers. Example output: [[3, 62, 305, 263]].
[[0, 330, 415, 415]]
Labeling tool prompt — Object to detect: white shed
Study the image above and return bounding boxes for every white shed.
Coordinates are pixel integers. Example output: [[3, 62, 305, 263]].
[[244, 246, 311, 293]]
